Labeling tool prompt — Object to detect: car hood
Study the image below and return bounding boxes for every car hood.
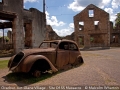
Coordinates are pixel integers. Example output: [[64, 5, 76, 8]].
[[8, 48, 56, 71], [22, 48, 56, 56]]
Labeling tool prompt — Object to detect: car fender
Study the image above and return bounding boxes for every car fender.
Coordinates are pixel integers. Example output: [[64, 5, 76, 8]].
[[77, 55, 84, 63], [19, 55, 58, 73], [8, 55, 16, 68], [73, 55, 83, 65]]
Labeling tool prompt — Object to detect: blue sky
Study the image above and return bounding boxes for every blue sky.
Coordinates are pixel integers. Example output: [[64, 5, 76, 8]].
[[0, 0, 120, 37]]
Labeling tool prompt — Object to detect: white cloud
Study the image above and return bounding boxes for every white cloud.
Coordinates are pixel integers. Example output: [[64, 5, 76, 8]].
[[53, 23, 74, 36], [7, 28, 12, 31], [110, 14, 116, 22], [104, 8, 116, 23], [68, 0, 111, 12], [24, 0, 39, 3], [46, 11, 66, 27], [100, 0, 111, 7], [69, 23, 74, 29], [104, 8, 113, 14], [112, 0, 120, 8], [68, 0, 85, 12], [45, 11, 70, 36], [54, 28, 74, 37]]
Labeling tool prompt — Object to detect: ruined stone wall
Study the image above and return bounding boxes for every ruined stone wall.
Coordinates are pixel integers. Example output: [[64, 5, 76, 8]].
[[0, 0, 46, 53], [64, 32, 74, 41], [7, 30, 12, 44], [30, 8, 45, 48], [1, 0, 24, 53], [46, 25, 61, 40], [74, 4, 110, 48], [110, 21, 120, 44]]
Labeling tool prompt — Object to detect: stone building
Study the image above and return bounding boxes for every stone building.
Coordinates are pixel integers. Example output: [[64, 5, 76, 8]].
[[74, 4, 110, 48], [45, 25, 61, 40], [7, 30, 12, 44], [110, 22, 120, 44], [0, 0, 46, 53], [64, 32, 74, 41]]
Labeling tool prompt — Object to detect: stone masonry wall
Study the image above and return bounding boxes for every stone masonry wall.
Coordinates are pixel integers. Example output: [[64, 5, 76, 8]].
[[74, 4, 110, 48], [0, 0, 46, 53]]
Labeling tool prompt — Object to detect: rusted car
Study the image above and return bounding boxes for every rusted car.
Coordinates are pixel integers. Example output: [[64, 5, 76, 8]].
[[8, 39, 83, 77]]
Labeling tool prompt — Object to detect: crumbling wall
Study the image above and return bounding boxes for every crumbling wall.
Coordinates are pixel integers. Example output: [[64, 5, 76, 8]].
[[0, 0, 46, 53], [0, 0, 24, 53], [74, 4, 110, 48], [64, 32, 74, 41], [46, 25, 61, 40], [7, 30, 12, 44], [110, 21, 120, 44], [29, 8, 46, 48]]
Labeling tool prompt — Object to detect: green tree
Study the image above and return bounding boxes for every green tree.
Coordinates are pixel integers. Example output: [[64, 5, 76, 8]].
[[0, 36, 10, 42], [90, 37, 94, 42], [4, 36, 10, 42], [115, 13, 120, 25]]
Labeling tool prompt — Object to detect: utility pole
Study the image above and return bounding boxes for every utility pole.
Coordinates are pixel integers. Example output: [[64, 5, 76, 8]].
[[43, 0, 45, 13], [43, 0, 46, 38], [3, 28, 4, 44]]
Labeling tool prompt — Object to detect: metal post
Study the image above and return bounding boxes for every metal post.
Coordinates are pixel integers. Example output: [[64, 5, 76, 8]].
[[43, 0, 45, 13], [3, 28, 4, 49], [3, 29, 4, 43], [43, 0, 46, 38]]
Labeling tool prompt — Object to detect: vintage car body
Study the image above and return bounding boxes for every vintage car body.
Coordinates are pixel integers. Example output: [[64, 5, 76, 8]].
[[8, 39, 83, 77]]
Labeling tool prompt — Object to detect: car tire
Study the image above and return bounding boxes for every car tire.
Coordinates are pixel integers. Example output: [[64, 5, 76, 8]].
[[33, 70, 41, 78], [73, 57, 84, 66]]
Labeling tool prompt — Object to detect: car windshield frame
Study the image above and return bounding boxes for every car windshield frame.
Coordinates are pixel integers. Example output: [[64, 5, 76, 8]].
[[39, 41, 59, 49]]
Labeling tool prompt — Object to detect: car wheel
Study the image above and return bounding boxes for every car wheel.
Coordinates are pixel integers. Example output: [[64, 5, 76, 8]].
[[33, 70, 41, 78], [73, 57, 84, 66], [78, 57, 84, 63]]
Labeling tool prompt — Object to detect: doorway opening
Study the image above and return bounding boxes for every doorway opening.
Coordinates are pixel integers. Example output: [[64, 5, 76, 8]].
[[24, 22, 32, 48], [0, 11, 16, 57]]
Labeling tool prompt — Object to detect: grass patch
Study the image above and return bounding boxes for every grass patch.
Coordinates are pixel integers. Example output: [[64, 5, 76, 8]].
[[0, 60, 9, 69], [5, 64, 83, 84], [6, 72, 58, 84]]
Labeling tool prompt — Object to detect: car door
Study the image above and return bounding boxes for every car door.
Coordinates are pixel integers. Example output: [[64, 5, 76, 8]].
[[56, 42, 69, 69], [69, 42, 80, 64]]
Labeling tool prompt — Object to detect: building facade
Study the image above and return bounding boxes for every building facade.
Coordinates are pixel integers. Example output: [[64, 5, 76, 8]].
[[0, 0, 46, 53], [74, 4, 110, 48]]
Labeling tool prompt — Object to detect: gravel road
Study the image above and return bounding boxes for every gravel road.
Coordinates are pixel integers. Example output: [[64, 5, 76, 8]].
[[0, 48, 120, 87]]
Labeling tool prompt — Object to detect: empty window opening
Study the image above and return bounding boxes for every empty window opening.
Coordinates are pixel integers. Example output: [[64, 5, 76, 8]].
[[69, 43, 78, 51], [0, 0, 2, 3], [79, 21, 84, 31], [79, 28, 82, 30], [79, 22, 84, 25], [24, 23, 32, 48], [59, 42, 69, 50], [79, 36, 84, 46], [0, 19, 13, 50], [94, 21, 99, 25], [94, 21, 99, 30], [89, 10, 94, 17]]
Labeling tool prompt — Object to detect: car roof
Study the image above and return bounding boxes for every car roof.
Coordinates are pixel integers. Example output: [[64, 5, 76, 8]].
[[42, 40, 61, 43], [43, 39, 77, 44]]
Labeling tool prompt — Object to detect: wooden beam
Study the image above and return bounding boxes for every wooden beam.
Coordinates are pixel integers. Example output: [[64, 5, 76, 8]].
[[0, 11, 16, 21]]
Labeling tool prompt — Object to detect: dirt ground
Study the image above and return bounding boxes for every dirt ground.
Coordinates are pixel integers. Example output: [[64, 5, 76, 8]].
[[0, 48, 120, 88]]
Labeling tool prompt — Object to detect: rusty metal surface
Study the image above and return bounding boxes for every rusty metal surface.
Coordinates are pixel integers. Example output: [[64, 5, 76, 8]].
[[8, 39, 83, 73], [16, 55, 58, 73]]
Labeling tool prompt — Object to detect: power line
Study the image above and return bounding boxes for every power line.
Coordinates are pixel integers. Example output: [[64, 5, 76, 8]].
[[45, 5, 75, 16]]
